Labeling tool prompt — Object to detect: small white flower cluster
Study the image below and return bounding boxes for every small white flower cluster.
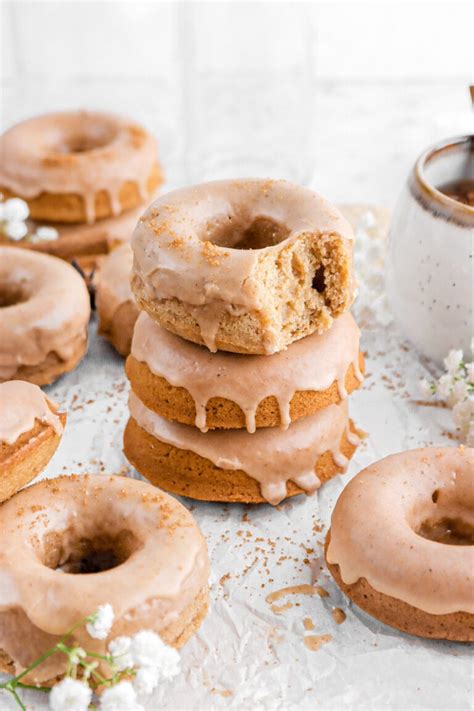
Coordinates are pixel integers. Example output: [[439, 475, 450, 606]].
[[86, 603, 115, 640], [48, 606, 180, 711], [420, 341, 474, 445], [0, 196, 58, 243], [106, 630, 180, 707], [353, 209, 392, 327]]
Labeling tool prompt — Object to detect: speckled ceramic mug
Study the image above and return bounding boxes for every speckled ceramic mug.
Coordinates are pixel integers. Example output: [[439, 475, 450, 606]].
[[386, 135, 474, 363]]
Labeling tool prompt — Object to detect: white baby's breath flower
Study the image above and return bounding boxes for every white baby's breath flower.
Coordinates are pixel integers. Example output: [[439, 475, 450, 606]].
[[49, 677, 92, 711], [358, 210, 376, 230], [451, 379, 470, 405], [133, 665, 160, 696], [69, 646, 87, 665], [86, 603, 114, 640], [416, 344, 473, 445], [3, 197, 29, 221], [453, 397, 474, 432], [99, 680, 144, 711], [131, 630, 180, 679], [108, 635, 134, 671], [419, 378, 435, 398], [437, 373, 454, 400], [466, 362, 474, 385], [4, 219, 28, 241], [443, 349, 464, 374], [33, 225, 59, 242]]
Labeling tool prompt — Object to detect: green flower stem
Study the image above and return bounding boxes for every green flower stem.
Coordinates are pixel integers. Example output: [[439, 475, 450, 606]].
[[3, 685, 26, 711], [11, 617, 86, 685]]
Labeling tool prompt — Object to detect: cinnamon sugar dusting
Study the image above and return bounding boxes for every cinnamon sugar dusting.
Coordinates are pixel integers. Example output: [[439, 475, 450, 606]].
[[0, 474, 210, 684], [332, 608, 346, 624], [304, 634, 332, 651]]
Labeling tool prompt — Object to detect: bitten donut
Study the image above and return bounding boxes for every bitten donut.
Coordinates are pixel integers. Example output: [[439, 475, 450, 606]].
[[131, 179, 355, 354], [0, 247, 90, 385], [0, 111, 163, 224], [124, 394, 359, 505], [96, 244, 139, 356], [325, 447, 474, 641], [0, 381, 65, 503], [0, 475, 210, 685], [127, 311, 364, 432]]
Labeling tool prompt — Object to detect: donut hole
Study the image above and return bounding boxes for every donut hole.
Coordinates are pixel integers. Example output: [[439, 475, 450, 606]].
[[416, 517, 474, 546], [57, 121, 118, 154], [41, 529, 140, 574], [204, 215, 291, 250], [412, 485, 474, 546], [0, 283, 29, 308]]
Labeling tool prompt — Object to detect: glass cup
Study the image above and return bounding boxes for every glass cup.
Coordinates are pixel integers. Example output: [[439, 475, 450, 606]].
[[178, 2, 315, 185]]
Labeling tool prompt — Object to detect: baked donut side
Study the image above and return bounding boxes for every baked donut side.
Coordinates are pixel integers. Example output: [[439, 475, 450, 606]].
[[126, 311, 364, 431], [325, 535, 474, 642], [0, 381, 65, 503], [3, 200, 148, 263], [124, 393, 360, 504], [0, 475, 209, 685], [0, 111, 163, 224], [0, 247, 90, 385], [131, 179, 355, 354], [96, 244, 139, 356], [325, 447, 474, 641]]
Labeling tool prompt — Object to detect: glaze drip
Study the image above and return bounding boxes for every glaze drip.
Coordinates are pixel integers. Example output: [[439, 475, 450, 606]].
[[129, 392, 352, 505], [327, 447, 474, 615], [0, 380, 63, 444], [0, 475, 209, 683], [131, 179, 355, 353], [0, 111, 158, 224], [131, 311, 363, 433], [0, 247, 90, 378]]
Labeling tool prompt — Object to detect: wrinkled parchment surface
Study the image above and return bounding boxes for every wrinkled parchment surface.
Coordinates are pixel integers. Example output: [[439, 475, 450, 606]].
[[2, 207, 472, 710]]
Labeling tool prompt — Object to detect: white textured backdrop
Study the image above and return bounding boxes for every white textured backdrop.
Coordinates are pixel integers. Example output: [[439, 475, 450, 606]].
[[1, 1, 473, 198]]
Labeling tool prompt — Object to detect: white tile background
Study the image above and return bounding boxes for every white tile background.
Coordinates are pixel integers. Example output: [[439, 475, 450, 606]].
[[1, 1, 473, 202]]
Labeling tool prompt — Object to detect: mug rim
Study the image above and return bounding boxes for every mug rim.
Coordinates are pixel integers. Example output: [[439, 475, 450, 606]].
[[414, 135, 474, 217]]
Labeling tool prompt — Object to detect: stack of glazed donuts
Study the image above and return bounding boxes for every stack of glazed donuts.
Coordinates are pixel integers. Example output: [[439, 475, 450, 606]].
[[0, 110, 163, 268], [124, 179, 365, 505]]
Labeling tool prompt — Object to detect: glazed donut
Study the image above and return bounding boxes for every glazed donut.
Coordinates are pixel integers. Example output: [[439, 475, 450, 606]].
[[0, 474, 210, 685], [0, 111, 163, 224], [96, 244, 139, 356], [126, 311, 364, 432], [0, 247, 90, 385], [124, 394, 359, 505], [325, 447, 474, 641], [131, 179, 355, 354], [0, 381, 65, 503]]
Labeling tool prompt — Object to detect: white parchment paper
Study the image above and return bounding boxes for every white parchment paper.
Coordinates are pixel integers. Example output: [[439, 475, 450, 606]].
[[1, 207, 472, 711]]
